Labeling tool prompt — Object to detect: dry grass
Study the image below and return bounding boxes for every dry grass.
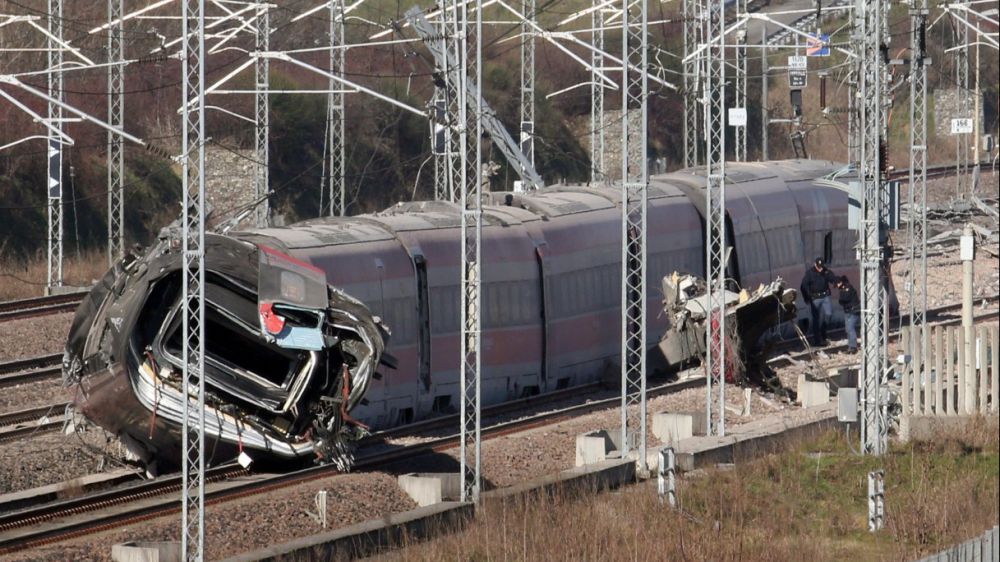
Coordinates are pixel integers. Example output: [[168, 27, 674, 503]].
[[0, 250, 109, 301], [379, 424, 999, 561]]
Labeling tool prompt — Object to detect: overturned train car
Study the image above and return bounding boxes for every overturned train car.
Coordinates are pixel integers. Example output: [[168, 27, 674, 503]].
[[64, 159, 862, 470]]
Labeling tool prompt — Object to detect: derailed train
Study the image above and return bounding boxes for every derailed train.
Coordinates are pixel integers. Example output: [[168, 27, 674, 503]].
[[64, 159, 862, 471]]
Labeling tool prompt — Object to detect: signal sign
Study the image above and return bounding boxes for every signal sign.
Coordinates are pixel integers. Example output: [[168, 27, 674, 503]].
[[789, 71, 807, 88]]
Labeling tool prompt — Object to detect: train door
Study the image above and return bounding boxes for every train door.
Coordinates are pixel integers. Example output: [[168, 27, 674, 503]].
[[414, 254, 431, 392]]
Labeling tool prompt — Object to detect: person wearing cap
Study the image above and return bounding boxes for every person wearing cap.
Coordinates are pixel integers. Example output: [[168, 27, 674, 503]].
[[836, 276, 860, 354], [800, 257, 837, 346]]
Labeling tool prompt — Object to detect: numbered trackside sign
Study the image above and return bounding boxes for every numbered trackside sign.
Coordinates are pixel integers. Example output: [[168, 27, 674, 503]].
[[788, 55, 807, 70], [950, 118, 973, 134], [728, 108, 747, 127]]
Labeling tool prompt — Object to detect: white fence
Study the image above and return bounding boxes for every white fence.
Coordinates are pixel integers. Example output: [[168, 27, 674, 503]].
[[913, 526, 1000, 562], [899, 324, 999, 416]]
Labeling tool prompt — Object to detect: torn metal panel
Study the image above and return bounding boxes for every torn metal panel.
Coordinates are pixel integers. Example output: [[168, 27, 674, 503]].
[[658, 272, 798, 384], [63, 229, 386, 473]]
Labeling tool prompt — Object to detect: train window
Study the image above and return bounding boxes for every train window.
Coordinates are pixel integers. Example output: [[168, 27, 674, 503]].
[[824, 232, 833, 265]]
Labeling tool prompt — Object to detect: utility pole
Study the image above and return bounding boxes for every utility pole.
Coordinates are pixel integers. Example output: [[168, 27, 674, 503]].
[[704, 0, 727, 436], [907, 0, 929, 399], [47, 0, 64, 291], [620, 0, 649, 470], [328, 0, 347, 215], [107, 0, 125, 266], [856, 0, 889, 456], [590, 0, 605, 182], [180, 0, 208, 558], [520, 0, 535, 189], [254, 4, 270, 227]]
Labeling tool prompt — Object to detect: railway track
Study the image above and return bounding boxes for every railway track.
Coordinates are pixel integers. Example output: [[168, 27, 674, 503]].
[[0, 258, 995, 554], [2, 297, 999, 553], [0, 354, 62, 388], [0, 293, 85, 324], [0, 404, 68, 443]]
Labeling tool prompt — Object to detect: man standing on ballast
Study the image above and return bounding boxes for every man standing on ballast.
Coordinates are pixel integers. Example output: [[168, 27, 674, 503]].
[[800, 257, 838, 346]]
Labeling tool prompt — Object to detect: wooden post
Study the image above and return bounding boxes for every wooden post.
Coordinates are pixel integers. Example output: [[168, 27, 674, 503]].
[[934, 325, 943, 415]]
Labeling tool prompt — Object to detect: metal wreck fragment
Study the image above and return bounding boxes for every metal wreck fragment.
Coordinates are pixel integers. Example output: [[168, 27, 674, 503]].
[[62, 229, 386, 473], [658, 271, 798, 385]]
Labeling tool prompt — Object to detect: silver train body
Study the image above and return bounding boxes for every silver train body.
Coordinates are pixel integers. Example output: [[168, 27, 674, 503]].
[[64, 159, 864, 469]]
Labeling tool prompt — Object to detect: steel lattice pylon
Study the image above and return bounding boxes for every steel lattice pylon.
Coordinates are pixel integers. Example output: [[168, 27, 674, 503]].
[[520, 0, 535, 188], [620, 0, 648, 470], [856, 0, 889, 456], [180, 0, 207, 558], [734, 4, 747, 162], [955, 20, 969, 195], [682, 0, 701, 168], [254, 4, 270, 227], [590, 0, 605, 183], [906, 2, 929, 403], [47, 0, 64, 290], [107, 0, 125, 266], [328, 0, 346, 215], [704, 0, 726, 436], [452, 0, 483, 503]]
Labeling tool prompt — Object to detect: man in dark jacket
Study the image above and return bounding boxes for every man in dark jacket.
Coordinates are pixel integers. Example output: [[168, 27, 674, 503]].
[[800, 258, 837, 346], [836, 276, 861, 353]]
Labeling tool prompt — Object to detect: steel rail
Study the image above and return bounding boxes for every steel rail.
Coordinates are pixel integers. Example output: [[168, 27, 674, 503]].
[[0, 293, 84, 323]]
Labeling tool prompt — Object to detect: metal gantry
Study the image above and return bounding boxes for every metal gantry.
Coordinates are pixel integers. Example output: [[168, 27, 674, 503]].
[[107, 0, 125, 266], [856, 0, 889, 456], [907, 0, 929, 397], [180, 0, 208, 558], [682, 0, 701, 168], [328, 0, 347, 215], [47, 0, 64, 290], [620, 0, 649, 470], [590, 0, 605, 183], [520, 0, 535, 189], [704, 0, 727, 437], [254, 3, 270, 227]]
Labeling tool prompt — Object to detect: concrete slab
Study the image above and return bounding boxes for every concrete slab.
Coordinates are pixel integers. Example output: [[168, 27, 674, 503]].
[[397, 473, 461, 507], [218, 502, 474, 562], [658, 403, 839, 472], [483, 458, 636, 502], [899, 414, 1000, 442], [111, 541, 180, 562]]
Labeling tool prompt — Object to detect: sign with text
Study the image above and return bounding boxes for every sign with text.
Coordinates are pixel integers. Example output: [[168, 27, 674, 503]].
[[788, 55, 808, 70], [728, 107, 747, 127], [789, 71, 807, 88], [950, 118, 973, 134]]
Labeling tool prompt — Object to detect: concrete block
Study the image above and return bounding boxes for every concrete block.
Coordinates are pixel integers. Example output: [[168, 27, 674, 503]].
[[111, 541, 181, 562], [651, 411, 708, 445], [575, 430, 617, 467], [398, 473, 461, 507], [797, 374, 831, 407]]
